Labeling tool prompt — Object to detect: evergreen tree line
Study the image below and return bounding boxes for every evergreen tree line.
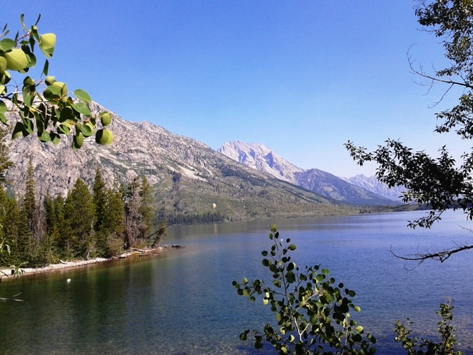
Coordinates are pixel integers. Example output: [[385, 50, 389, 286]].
[[162, 211, 230, 226], [0, 163, 155, 268]]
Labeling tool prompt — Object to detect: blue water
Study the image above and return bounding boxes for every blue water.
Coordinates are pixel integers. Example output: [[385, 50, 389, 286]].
[[0, 211, 472, 354]]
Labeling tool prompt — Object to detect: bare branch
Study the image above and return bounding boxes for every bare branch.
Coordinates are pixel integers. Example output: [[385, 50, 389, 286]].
[[390, 242, 473, 267], [408, 51, 473, 89], [0, 293, 23, 302]]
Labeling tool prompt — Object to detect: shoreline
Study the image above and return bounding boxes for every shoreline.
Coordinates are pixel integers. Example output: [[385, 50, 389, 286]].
[[0, 244, 182, 282]]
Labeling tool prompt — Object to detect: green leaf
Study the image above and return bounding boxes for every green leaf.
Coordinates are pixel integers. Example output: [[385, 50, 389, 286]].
[[4, 49, 28, 71], [95, 129, 113, 145], [80, 122, 94, 137], [0, 100, 7, 113], [20, 14, 27, 31], [73, 89, 92, 103], [100, 111, 112, 126], [72, 102, 91, 116], [12, 122, 25, 139], [288, 244, 296, 251], [59, 106, 74, 122], [58, 122, 71, 135], [43, 85, 61, 101], [38, 130, 51, 143], [39, 33, 56, 58], [0, 113, 6, 125], [0, 38, 15, 51], [50, 132, 61, 145], [73, 132, 84, 149], [42, 59, 49, 76]]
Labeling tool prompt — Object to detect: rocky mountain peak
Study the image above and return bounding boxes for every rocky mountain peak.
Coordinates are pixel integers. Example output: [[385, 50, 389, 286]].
[[218, 141, 400, 205]]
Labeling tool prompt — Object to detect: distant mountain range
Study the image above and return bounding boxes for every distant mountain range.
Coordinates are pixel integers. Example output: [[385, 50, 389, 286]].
[[218, 141, 402, 204], [4, 103, 388, 223]]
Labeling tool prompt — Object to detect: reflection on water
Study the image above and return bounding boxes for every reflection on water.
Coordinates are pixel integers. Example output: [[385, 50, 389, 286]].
[[0, 211, 472, 354]]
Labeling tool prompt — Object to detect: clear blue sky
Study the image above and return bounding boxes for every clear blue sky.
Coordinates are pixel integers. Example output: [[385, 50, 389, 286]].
[[2, 1, 467, 177]]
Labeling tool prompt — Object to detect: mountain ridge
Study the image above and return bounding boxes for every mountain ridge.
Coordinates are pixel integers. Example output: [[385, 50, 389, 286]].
[[4, 104, 373, 222], [218, 141, 400, 205]]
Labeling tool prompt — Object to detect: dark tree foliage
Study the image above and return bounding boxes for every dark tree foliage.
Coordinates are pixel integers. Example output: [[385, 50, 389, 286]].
[[345, 0, 473, 262], [63, 178, 95, 259]]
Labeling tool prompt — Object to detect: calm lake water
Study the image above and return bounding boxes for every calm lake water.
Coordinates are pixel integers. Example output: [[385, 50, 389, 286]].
[[0, 211, 472, 355]]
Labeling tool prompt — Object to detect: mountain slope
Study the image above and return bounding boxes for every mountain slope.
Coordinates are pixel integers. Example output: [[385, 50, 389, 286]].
[[4, 104, 365, 222], [341, 174, 406, 202], [218, 141, 398, 206]]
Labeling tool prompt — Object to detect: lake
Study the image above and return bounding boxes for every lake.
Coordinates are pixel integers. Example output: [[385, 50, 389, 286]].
[[0, 210, 472, 354]]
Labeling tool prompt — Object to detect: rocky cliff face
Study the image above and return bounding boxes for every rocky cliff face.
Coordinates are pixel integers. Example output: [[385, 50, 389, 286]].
[[218, 141, 399, 206], [218, 141, 304, 183], [5, 102, 218, 197]]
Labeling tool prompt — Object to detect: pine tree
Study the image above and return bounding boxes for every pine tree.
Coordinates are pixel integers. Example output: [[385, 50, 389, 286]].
[[22, 158, 36, 228], [139, 176, 153, 239], [63, 179, 95, 259], [123, 177, 143, 248], [101, 180, 125, 256], [93, 167, 108, 255]]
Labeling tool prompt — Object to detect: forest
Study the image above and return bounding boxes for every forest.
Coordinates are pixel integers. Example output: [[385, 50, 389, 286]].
[[0, 155, 157, 268]]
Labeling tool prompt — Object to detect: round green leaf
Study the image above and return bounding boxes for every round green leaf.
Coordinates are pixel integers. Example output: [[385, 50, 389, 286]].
[[73, 89, 92, 103], [100, 111, 112, 126], [72, 102, 91, 116], [73, 132, 84, 149], [80, 122, 94, 137], [95, 129, 113, 145], [288, 244, 296, 251], [39, 33, 56, 58], [4, 49, 28, 71], [45, 76, 56, 85], [0, 38, 15, 52], [52, 81, 68, 96]]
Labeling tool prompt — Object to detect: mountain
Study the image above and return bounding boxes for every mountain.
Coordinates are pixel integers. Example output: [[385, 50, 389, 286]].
[[4, 104, 369, 223], [341, 174, 405, 202], [218, 141, 399, 206]]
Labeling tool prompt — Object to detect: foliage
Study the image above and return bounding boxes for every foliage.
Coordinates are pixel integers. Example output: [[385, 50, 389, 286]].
[[394, 300, 464, 355], [345, 0, 473, 261], [0, 165, 161, 266], [232, 226, 376, 355], [62, 178, 96, 259], [0, 15, 113, 147]]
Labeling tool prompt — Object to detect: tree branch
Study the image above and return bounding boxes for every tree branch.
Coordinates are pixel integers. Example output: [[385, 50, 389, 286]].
[[390, 242, 473, 267], [0, 293, 23, 302]]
